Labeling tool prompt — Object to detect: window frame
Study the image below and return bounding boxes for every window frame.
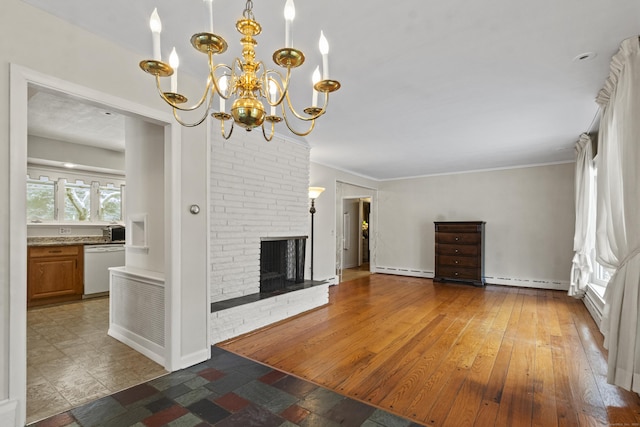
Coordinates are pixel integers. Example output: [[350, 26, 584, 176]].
[[27, 165, 125, 225], [589, 160, 611, 289]]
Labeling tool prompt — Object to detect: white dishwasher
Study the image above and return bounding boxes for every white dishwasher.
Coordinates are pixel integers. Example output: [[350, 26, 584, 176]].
[[84, 244, 125, 295]]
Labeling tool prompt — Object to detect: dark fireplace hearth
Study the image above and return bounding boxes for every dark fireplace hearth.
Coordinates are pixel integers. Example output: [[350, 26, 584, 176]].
[[260, 236, 307, 293]]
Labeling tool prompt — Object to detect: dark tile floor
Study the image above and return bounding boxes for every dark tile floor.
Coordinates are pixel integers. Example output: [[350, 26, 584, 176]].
[[30, 346, 424, 427]]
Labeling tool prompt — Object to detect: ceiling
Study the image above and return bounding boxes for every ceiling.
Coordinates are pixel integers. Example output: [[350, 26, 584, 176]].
[[28, 89, 125, 152], [22, 0, 640, 180]]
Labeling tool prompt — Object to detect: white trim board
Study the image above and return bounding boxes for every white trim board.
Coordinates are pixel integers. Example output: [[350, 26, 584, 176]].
[[8, 64, 183, 427], [373, 266, 569, 291], [374, 266, 434, 279], [583, 285, 605, 328], [0, 400, 18, 426], [108, 326, 165, 366], [485, 276, 569, 291]]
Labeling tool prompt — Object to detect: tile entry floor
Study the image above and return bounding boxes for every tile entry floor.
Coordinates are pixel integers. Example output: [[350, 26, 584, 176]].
[[27, 297, 167, 424], [30, 346, 422, 427]]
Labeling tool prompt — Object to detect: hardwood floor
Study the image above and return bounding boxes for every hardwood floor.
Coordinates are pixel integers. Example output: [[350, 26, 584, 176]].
[[220, 274, 640, 427], [341, 262, 371, 283]]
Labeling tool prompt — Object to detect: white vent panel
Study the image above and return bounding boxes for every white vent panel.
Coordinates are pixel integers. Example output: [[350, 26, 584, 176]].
[[111, 274, 165, 346]]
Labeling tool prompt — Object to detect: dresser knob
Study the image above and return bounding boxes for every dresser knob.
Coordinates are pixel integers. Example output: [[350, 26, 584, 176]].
[[455, 237, 459, 241], [455, 249, 459, 253], [454, 272, 459, 276], [455, 260, 459, 264]]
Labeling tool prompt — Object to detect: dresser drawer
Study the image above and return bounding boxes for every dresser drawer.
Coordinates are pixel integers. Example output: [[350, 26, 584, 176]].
[[436, 232, 480, 245], [435, 223, 482, 233], [436, 244, 478, 256], [436, 266, 480, 280], [438, 255, 479, 268]]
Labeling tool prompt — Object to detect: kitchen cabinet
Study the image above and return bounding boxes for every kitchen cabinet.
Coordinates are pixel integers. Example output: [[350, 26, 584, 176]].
[[434, 221, 485, 287], [27, 245, 84, 307]]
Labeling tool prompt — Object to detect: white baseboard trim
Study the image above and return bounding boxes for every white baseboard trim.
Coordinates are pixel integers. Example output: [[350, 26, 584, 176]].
[[583, 285, 604, 328], [374, 266, 434, 279], [0, 399, 18, 427], [108, 325, 166, 367], [485, 276, 569, 291], [373, 266, 570, 291], [180, 348, 210, 370]]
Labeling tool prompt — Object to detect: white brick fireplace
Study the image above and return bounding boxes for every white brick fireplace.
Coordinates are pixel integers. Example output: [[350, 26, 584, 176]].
[[209, 130, 329, 343]]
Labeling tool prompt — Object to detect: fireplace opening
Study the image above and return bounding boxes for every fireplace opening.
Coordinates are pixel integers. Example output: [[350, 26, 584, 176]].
[[260, 237, 307, 293]]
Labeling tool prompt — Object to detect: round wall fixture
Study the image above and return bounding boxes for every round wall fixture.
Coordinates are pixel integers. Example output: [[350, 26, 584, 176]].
[[189, 204, 200, 215], [573, 52, 597, 62]]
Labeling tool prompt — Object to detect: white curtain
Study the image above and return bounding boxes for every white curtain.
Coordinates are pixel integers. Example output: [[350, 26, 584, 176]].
[[595, 36, 640, 392], [568, 133, 595, 298]]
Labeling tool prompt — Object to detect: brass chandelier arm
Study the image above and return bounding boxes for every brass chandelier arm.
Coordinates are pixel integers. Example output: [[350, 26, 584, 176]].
[[211, 64, 234, 100], [171, 88, 217, 127], [261, 121, 275, 141], [155, 74, 212, 112], [281, 107, 316, 136], [209, 53, 233, 100], [263, 68, 290, 107], [219, 118, 234, 140], [172, 108, 208, 127], [212, 112, 234, 139], [283, 89, 329, 121]]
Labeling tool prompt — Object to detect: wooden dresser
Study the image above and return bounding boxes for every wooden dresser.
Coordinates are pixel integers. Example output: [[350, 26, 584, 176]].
[[434, 221, 485, 287]]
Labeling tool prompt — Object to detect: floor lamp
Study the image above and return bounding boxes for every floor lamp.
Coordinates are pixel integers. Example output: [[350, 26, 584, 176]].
[[308, 187, 325, 281]]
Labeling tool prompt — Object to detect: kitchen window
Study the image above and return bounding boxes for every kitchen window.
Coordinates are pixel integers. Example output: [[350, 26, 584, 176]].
[[64, 180, 91, 221], [27, 168, 125, 224], [98, 184, 122, 222], [26, 176, 55, 221]]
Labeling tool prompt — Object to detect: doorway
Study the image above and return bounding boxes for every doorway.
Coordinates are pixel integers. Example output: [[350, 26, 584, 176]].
[[24, 86, 171, 422], [341, 197, 372, 283], [9, 64, 182, 426], [335, 180, 376, 284]]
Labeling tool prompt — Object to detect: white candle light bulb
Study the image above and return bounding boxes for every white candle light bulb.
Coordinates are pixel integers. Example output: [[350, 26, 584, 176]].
[[204, 0, 214, 33], [312, 66, 320, 107], [284, 0, 295, 48], [219, 75, 228, 112], [319, 31, 330, 80], [150, 8, 162, 61], [269, 80, 277, 116], [169, 47, 179, 93]]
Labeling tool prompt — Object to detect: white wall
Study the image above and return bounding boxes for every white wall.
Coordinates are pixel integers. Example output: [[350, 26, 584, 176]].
[[376, 163, 575, 288], [309, 163, 379, 282], [180, 123, 209, 364], [1, 1, 209, 423], [28, 135, 125, 172], [124, 118, 165, 273]]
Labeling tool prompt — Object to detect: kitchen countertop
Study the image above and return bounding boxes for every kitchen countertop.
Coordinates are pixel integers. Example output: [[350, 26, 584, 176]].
[[27, 236, 123, 246]]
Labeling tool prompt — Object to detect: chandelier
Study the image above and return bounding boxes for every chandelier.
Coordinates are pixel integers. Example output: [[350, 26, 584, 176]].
[[139, 0, 341, 141]]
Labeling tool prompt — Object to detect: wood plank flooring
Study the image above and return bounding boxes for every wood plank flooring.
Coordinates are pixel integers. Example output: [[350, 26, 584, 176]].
[[219, 274, 640, 427]]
